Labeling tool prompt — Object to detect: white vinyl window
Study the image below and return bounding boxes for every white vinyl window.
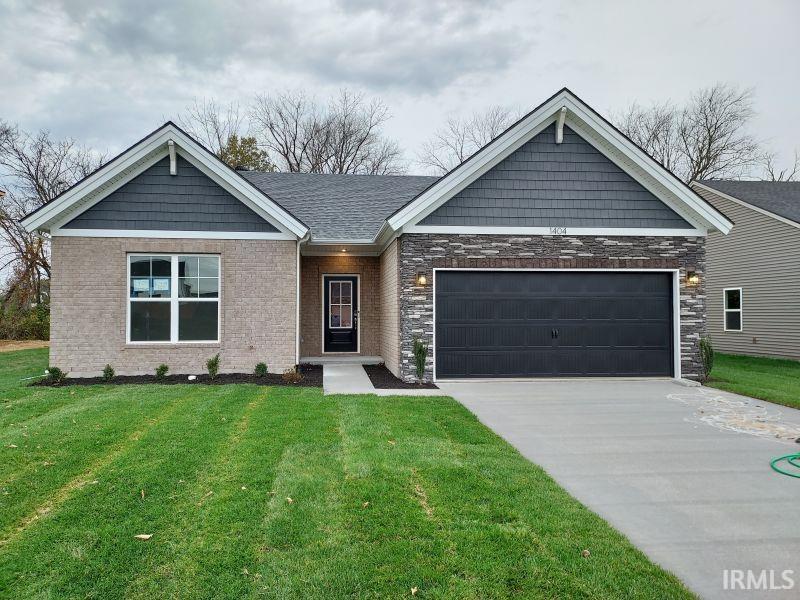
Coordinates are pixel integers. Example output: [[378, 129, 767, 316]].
[[128, 254, 220, 343], [329, 280, 353, 329], [723, 288, 742, 332]]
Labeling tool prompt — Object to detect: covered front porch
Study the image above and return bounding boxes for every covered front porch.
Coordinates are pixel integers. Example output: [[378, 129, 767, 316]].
[[298, 245, 401, 377]]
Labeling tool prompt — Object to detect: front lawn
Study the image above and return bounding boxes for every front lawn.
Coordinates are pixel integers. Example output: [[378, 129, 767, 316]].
[[0, 349, 692, 598], [707, 352, 800, 410]]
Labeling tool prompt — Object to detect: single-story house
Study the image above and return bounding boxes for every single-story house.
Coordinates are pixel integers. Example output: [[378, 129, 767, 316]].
[[22, 88, 732, 382], [691, 180, 800, 361]]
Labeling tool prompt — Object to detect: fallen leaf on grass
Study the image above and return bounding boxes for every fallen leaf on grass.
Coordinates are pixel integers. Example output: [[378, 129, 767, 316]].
[[286, 497, 294, 504], [362, 501, 370, 508], [140, 489, 145, 500], [387, 440, 396, 446], [411, 586, 418, 596], [42, 461, 55, 467], [581, 549, 591, 558], [134, 534, 153, 541], [7, 444, 17, 449], [241, 486, 247, 491]]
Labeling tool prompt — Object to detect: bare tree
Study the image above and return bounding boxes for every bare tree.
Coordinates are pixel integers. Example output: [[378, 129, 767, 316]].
[[250, 90, 404, 174], [616, 83, 760, 182], [177, 99, 246, 155], [0, 126, 103, 307], [760, 150, 799, 181], [417, 106, 517, 174]]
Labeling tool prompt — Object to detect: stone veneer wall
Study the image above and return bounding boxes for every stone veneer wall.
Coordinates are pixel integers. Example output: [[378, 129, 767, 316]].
[[378, 240, 400, 376], [299, 255, 381, 357], [50, 237, 297, 376], [398, 234, 706, 382]]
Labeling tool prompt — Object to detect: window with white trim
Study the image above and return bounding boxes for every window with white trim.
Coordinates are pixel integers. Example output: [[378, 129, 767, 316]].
[[723, 288, 742, 332], [128, 254, 220, 343]]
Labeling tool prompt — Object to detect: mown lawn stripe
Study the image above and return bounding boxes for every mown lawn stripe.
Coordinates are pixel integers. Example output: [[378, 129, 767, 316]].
[[0, 385, 252, 599]]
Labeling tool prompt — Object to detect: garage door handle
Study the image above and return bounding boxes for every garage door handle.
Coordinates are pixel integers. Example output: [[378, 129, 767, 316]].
[[554, 329, 559, 339]]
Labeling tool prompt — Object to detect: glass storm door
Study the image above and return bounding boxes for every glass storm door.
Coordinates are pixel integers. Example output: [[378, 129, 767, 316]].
[[323, 275, 358, 352]]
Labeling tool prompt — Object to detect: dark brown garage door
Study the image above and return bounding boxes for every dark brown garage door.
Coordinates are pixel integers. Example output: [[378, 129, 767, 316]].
[[435, 271, 673, 379]]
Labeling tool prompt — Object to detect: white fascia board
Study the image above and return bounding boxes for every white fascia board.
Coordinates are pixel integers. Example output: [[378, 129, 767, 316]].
[[387, 89, 732, 236], [562, 98, 733, 234], [691, 182, 800, 230], [22, 124, 309, 238], [51, 228, 296, 240], [387, 93, 567, 230], [404, 225, 705, 237]]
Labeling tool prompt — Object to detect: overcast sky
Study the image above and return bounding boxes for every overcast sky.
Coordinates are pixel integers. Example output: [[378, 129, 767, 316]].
[[1, 0, 798, 172]]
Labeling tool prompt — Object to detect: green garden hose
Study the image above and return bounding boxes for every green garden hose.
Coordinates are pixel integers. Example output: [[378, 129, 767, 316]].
[[770, 453, 800, 478]]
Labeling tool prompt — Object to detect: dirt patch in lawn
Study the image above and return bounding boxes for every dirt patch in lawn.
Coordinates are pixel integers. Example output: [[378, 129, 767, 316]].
[[33, 364, 323, 388], [0, 340, 49, 352], [363, 364, 438, 389]]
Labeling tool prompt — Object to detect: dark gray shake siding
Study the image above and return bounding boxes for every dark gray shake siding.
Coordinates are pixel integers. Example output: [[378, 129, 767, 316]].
[[420, 124, 691, 229], [398, 234, 706, 382], [64, 156, 279, 232]]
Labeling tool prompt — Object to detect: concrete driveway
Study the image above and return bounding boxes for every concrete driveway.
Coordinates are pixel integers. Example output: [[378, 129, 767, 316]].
[[438, 380, 800, 600]]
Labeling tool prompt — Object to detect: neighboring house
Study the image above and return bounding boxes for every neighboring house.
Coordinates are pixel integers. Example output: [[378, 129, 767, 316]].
[[22, 89, 731, 381], [691, 180, 800, 361]]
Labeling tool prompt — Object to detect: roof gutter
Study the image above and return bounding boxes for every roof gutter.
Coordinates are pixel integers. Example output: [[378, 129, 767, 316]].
[[296, 230, 311, 365]]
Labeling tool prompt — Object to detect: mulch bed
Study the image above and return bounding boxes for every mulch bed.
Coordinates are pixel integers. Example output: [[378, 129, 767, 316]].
[[363, 364, 438, 389], [32, 364, 323, 387]]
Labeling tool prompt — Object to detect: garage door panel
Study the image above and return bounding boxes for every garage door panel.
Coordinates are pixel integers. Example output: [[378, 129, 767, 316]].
[[435, 271, 673, 379]]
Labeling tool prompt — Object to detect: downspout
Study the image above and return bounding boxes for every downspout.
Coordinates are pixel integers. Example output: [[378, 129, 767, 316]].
[[296, 231, 310, 366]]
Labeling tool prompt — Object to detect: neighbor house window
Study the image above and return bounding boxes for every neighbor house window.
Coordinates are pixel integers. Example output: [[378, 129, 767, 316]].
[[128, 254, 220, 343], [723, 288, 742, 332]]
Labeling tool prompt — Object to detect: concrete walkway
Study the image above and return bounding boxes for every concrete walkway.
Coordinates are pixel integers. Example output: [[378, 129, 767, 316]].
[[439, 379, 800, 600], [322, 363, 445, 396]]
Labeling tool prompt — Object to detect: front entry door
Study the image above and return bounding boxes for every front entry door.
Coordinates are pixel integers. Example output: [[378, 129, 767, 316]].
[[323, 275, 358, 353]]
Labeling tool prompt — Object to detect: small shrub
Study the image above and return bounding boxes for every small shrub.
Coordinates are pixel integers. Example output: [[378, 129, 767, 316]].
[[47, 366, 67, 384], [254, 362, 268, 377], [155, 364, 169, 380], [412, 337, 429, 384], [700, 337, 714, 381], [206, 353, 220, 380], [281, 367, 303, 384], [102, 364, 115, 382]]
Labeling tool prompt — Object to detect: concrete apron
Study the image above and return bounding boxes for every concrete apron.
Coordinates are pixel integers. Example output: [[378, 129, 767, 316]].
[[439, 379, 800, 600]]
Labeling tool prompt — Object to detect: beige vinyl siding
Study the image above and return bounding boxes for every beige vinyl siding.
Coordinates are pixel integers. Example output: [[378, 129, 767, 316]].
[[696, 186, 800, 360], [379, 239, 401, 376]]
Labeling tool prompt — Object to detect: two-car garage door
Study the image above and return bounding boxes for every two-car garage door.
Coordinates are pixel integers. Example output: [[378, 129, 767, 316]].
[[435, 271, 674, 379]]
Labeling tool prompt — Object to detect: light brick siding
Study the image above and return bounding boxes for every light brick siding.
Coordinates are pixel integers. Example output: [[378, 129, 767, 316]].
[[299, 255, 380, 357], [50, 237, 297, 376], [379, 240, 400, 376], [398, 234, 706, 382]]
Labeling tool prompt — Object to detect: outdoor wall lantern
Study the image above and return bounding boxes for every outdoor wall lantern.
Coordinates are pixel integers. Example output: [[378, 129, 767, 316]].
[[416, 272, 428, 286], [686, 271, 700, 286]]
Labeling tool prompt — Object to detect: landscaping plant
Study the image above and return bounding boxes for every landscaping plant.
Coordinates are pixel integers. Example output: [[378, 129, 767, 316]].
[[412, 337, 429, 384], [206, 353, 221, 380], [282, 367, 303, 384], [46, 366, 67, 384], [155, 364, 169, 380], [102, 364, 115, 382], [699, 337, 714, 381], [254, 362, 268, 377]]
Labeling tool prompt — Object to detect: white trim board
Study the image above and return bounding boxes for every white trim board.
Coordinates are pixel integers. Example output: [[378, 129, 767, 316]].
[[388, 89, 732, 236], [691, 182, 800, 230], [52, 228, 296, 240], [404, 225, 704, 237], [430, 267, 682, 382], [22, 122, 308, 238]]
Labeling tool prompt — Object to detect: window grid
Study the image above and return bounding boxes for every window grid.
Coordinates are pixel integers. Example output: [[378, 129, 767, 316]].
[[128, 254, 220, 343]]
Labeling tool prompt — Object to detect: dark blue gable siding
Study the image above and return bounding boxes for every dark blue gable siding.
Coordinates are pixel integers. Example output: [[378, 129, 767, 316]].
[[64, 156, 279, 232], [420, 123, 692, 229]]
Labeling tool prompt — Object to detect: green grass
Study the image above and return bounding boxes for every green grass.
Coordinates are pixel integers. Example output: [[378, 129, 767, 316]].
[[707, 352, 800, 410], [0, 349, 692, 599]]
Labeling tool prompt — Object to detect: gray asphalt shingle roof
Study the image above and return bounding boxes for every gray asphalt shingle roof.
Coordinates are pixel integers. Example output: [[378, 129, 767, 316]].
[[239, 171, 439, 240], [698, 180, 800, 225]]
